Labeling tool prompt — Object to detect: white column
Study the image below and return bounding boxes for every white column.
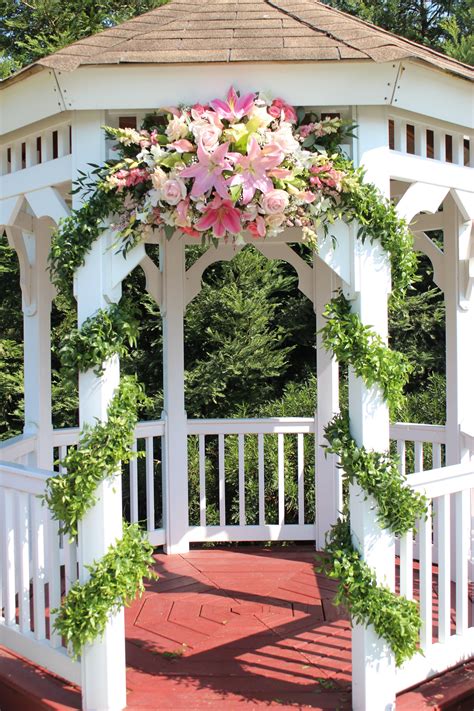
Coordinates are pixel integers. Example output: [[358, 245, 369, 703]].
[[22, 220, 54, 470], [350, 105, 395, 711], [314, 256, 341, 549], [161, 235, 189, 554], [73, 111, 126, 711], [348, 239, 396, 711]]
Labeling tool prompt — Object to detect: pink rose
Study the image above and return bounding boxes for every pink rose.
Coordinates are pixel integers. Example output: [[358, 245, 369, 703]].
[[268, 104, 281, 118], [261, 189, 289, 215], [192, 123, 222, 153], [272, 126, 299, 154], [162, 178, 187, 206]]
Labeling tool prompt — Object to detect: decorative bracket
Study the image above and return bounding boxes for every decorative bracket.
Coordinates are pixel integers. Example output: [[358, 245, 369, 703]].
[[140, 254, 162, 307], [24, 187, 70, 225], [184, 243, 243, 307], [253, 242, 314, 303], [5, 226, 34, 314], [452, 189, 474, 310], [412, 230, 446, 292]]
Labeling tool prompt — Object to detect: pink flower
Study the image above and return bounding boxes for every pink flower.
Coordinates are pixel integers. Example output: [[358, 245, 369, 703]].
[[181, 226, 201, 238], [191, 123, 222, 153], [296, 190, 317, 203], [268, 104, 281, 119], [195, 195, 242, 238], [271, 98, 298, 124], [210, 86, 256, 122], [125, 168, 149, 187], [261, 189, 289, 215], [229, 137, 284, 204], [162, 178, 187, 205], [247, 216, 266, 238], [181, 141, 232, 199], [169, 139, 195, 153], [175, 198, 190, 226]]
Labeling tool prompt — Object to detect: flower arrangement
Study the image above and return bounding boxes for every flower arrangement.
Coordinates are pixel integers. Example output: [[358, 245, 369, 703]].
[[101, 87, 353, 250]]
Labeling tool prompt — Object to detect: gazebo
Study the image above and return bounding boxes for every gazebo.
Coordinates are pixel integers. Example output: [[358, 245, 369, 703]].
[[0, 1, 473, 709]]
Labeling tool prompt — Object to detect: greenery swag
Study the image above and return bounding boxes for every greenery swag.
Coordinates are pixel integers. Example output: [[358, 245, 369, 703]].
[[46, 87, 425, 662]]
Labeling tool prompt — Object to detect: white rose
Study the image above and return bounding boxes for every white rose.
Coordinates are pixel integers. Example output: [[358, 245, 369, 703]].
[[272, 124, 299, 154], [151, 167, 167, 190], [166, 116, 189, 142], [261, 189, 289, 215], [265, 212, 286, 229], [192, 122, 222, 152], [162, 178, 187, 206]]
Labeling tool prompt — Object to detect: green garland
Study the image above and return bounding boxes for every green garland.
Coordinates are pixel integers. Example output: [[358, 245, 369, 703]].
[[318, 519, 421, 667], [320, 291, 411, 412], [54, 523, 157, 659], [44, 376, 144, 538]]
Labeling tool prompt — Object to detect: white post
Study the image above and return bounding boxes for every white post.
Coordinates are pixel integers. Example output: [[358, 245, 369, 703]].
[[314, 256, 341, 549], [21, 220, 54, 469], [444, 193, 474, 580], [348, 239, 396, 711], [161, 234, 189, 554], [350, 105, 396, 711], [73, 111, 126, 711]]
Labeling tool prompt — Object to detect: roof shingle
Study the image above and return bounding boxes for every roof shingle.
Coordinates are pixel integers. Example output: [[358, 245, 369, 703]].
[[19, 0, 474, 81]]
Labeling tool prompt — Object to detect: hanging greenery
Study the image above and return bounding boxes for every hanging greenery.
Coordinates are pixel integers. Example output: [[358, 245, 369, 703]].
[[47, 86, 424, 662]]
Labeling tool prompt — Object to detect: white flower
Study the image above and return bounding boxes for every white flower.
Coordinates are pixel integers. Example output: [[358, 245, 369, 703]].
[[162, 178, 187, 206], [272, 124, 299, 154], [151, 167, 167, 191], [116, 127, 142, 146], [247, 105, 273, 129], [192, 122, 222, 152], [166, 116, 189, 142], [150, 145, 166, 163]]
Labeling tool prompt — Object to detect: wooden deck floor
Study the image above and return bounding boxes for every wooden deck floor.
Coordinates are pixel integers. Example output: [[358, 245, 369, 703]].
[[1, 544, 474, 710]]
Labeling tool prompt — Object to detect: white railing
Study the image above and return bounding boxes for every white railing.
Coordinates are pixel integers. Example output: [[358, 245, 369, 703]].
[[0, 460, 80, 685], [186, 417, 316, 543], [0, 433, 37, 466], [388, 115, 472, 167], [396, 459, 474, 691], [390, 422, 446, 475], [0, 121, 72, 176]]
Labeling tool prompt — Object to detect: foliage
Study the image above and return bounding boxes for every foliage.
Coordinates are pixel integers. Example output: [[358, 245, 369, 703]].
[[60, 301, 139, 382], [0, 339, 24, 437], [321, 290, 411, 412], [44, 376, 144, 538], [0, 0, 169, 79], [324, 413, 427, 536], [318, 518, 422, 666], [53, 522, 157, 659]]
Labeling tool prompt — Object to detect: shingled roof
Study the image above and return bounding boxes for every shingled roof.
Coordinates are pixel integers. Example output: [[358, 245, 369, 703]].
[[20, 0, 474, 81]]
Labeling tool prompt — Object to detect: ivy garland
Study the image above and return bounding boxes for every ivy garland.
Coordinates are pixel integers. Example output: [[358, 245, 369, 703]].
[[45, 88, 426, 664]]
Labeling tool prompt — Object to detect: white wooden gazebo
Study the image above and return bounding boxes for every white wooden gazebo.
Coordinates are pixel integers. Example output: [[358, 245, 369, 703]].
[[0, 1, 473, 709]]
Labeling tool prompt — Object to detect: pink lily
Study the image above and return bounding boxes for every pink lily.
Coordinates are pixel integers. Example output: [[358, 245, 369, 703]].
[[181, 141, 232, 199], [195, 195, 242, 238], [169, 139, 195, 153], [210, 86, 255, 123], [229, 137, 284, 204]]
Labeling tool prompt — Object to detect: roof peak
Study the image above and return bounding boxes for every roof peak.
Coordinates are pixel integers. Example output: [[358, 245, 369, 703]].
[[9, 0, 474, 82]]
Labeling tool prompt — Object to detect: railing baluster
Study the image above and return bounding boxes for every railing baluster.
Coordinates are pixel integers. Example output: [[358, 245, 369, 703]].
[[238, 434, 245, 526], [297, 433, 305, 525], [218, 434, 225, 526], [46, 514, 61, 648], [63, 534, 77, 593], [400, 530, 414, 600], [16, 491, 31, 633], [278, 433, 285, 526], [145, 436, 155, 533], [198, 434, 206, 527], [455, 489, 469, 635], [437, 493, 451, 642], [31, 498, 46, 640], [397, 439, 406, 476], [414, 441, 423, 472], [394, 119, 407, 152], [432, 442, 442, 469], [130, 440, 138, 524], [0, 488, 16, 625], [258, 434, 265, 526], [419, 504, 433, 650]]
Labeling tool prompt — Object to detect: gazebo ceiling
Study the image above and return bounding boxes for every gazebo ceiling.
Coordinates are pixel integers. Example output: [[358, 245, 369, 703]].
[[9, 0, 474, 82]]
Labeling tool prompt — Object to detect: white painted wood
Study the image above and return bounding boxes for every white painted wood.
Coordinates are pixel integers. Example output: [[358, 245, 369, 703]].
[[258, 434, 265, 526], [218, 434, 226, 527], [394, 118, 407, 154], [297, 433, 305, 526], [434, 130, 446, 161], [419, 506, 433, 650], [0, 154, 72, 200], [433, 443, 442, 469], [16, 491, 30, 634], [452, 134, 464, 166], [31, 498, 46, 641], [437, 494, 451, 643], [145, 437, 155, 533], [238, 434, 245, 526], [199, 435, 206, 528], [130, 440, 138, 524], [73, 109, 126, 711], [414, 442, 424, 472], [376, 150, 472, 192], [277, 433, 285, 526], [187, 417, 315, 435], [414, 124, 427, 157], [455, 489, 469, 635], [186, 523, 315, 543], [315, 257, 341, 547], [63, 535, 77, 594], [254, 242, 314, 301], [397, 440, 406, 476], [45, 512, 61, 649], [400, 531, 414, 600], [161, 234, 189, 554], [0, 488, 16, 626], [390, 423, 446, 444]]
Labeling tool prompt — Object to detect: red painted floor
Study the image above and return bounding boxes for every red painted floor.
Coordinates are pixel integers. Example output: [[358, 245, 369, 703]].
[[1, 545, 474, 710]]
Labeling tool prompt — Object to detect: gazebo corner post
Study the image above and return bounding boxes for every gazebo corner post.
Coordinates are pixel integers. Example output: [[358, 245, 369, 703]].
[[348, 237, 396, 711], [72, 111, 127, 711], [160, 233, 190, 554], [314, 257, 341, 549]]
